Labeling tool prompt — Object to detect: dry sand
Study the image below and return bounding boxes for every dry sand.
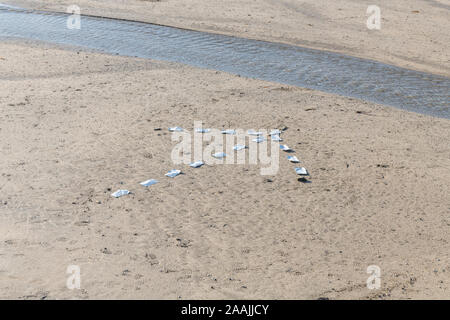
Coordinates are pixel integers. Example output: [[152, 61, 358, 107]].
[[0, 39, 449, 299], [3, 0, 450, 76]]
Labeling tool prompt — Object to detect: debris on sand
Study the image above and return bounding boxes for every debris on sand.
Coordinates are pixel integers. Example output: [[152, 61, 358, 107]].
[[213, 152, 227, 159], [248, 129, 262, 136], [195, 128, 210, 133], [165, 169, 182, 178], [221, 129, 236, 135], [287, 155, 300, 163], [140, 179, 159, 187], [190, 161, 204, 168], [233, 144, 247, 151], [111, 189, 131, 198], [295, 167, 309, 176], [168, 127, 183, 132], [270, 129, 281, 135], [271, 134, 283, 141], [252, 136, 265, 143], [280, 144, 293, 152]]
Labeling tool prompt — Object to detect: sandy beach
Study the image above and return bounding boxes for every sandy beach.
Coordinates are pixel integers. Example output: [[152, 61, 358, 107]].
[[1, 1, 449, 300]]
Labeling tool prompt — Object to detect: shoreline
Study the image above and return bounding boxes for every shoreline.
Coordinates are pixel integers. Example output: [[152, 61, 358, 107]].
[[2, 0, 449, 77], [2, 6, 448, 119]]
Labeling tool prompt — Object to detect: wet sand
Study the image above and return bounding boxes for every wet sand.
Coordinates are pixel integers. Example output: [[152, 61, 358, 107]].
[[1, 40, 449, 299]]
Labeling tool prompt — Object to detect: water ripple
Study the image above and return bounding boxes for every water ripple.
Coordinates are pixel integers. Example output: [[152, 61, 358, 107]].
[[0, 5, 449, 118]]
